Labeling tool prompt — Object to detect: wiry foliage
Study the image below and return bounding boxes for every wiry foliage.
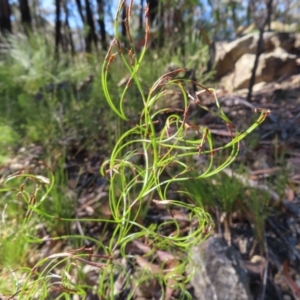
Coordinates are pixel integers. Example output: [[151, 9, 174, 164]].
[[0, 0, 274, 299]]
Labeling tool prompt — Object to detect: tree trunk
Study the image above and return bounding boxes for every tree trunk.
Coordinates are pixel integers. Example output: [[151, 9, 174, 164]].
[[139, 0, 144, 29], [0, 0, 12, 34], [74, 0, 90, 51], [147, 0, 158, 27], [157, 1, 164, 48], [63, 0, 75, 55], [85, 0, 97, 52], [247, 0, 273, 102], [96, 0, 107, 50], [121, 2, 126, 39], [19, 0, 32, 32], [75, 0, 85, 23], [55, 0, 62, 57]]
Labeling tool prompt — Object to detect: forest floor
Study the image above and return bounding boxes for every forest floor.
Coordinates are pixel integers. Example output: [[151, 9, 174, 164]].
[[1, 74, 300, 299]]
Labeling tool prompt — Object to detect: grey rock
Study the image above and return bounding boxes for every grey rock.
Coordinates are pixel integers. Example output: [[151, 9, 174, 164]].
[[221, 49, 297, 90], [189, 236, 252, 300], [212, 32, 300, 92]]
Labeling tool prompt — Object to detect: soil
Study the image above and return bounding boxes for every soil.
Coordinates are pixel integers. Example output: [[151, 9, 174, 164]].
[[1, 75, 300, 299]]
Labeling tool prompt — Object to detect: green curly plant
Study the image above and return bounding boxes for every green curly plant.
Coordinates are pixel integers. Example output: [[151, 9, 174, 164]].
[[98, 0, 270, 297], [0, 1, 270, 299]]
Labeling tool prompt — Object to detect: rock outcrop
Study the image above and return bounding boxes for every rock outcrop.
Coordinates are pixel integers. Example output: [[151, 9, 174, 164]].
[[212, 32, 300, 91], [189, 236, 252, 300]]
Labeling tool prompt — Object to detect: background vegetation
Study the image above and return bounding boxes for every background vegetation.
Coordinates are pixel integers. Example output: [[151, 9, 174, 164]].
[[0, 0, 298, 299]]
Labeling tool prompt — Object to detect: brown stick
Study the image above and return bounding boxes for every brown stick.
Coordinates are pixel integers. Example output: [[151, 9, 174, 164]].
[[247, 0, 273, 102]]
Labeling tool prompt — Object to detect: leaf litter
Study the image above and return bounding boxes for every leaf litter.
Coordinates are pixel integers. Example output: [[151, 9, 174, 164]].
[[1, 77, 300, 299]]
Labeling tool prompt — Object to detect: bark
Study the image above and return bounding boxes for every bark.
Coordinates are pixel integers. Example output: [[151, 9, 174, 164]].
[[19, 0, 32, 32], [74, 0, 87, 51], [0, 0, 12, 33], [63, 0, 75, 55], [75, 0, 85, 23], [121, 2, 126, 39], [147, 0, 158, 26], [157, 0, 164, 48], [247, 0, 273, 102], [96, 0, 107, 50], [139, 0, 144, 29], [85, 0, 97, 52], [55, 0, 62, 57]]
